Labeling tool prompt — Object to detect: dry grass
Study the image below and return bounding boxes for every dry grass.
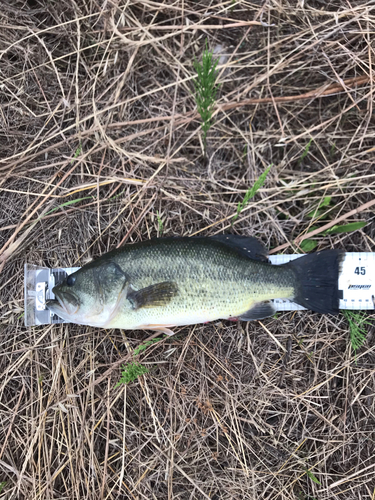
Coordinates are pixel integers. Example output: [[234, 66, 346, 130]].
[[0, 0, 375, 498]]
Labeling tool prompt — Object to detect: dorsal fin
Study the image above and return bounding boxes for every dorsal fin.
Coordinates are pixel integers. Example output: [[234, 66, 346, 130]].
[[210, 234, 269, 263]]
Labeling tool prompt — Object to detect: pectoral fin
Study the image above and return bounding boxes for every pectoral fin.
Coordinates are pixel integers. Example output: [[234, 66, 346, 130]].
[[239, 301, 276, 320], [127, 281, 178, 310]]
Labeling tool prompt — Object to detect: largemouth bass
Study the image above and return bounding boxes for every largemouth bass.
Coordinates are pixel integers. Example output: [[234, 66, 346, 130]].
[[46, 235, 342, 334]]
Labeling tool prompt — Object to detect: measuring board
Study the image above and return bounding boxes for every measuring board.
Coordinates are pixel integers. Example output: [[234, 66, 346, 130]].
[[24, 252, 374, 327]]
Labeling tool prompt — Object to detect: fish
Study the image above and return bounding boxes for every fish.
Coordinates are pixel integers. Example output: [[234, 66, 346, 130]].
[[46, 235, 343, 334]]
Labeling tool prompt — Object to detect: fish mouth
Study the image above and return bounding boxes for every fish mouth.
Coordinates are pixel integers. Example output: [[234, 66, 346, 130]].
[[46, 290, 79, 318], [45, 298, 65, 317]]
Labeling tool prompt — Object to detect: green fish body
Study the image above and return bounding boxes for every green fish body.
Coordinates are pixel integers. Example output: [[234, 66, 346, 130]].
[[47, 235, 342, 333]]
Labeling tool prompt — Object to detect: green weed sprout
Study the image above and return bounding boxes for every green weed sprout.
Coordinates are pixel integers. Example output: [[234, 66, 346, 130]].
[[115, 362, 148, 387], [133, 337, 165, 356], [157, 210, 164, 237], [305, 468, 321, 485], [344, 310, 372, 356], [116, 337, 166, 387], [193, 41, 221, 149], [299, 138, 312, 164], [71, 143, 82, 164], [232, 165, 272, 224]]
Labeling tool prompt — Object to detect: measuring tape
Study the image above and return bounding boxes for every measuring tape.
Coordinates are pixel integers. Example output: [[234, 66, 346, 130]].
[[269, 252, 374, 312], [24, 252, 374, 327]]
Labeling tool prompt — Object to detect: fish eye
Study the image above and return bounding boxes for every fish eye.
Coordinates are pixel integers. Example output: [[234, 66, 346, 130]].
[[66, 275, 76, 287]]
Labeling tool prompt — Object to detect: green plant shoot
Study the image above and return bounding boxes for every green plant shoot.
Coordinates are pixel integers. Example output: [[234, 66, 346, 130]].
[[45, 196, 93, 216], [299, 220, 367, 250], [299, 239, 318, 252], [299, 138, 313, 164], [305, 468, 321, 485], [324, 221, 367, 235], [307, 196, 332, 219], [115, 362, 148, 387], [133, 337, 165, 356], [116, 337, 166, 387], [157, 210, 164, 237], [344, 311, 372, 355], [71, 143, 82, 163], [232, 165, 271, 223], [193, 40, 221, 147]]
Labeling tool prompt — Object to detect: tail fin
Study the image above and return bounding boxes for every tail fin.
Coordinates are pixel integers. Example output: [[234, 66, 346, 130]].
[[285, 250, 343, 314]]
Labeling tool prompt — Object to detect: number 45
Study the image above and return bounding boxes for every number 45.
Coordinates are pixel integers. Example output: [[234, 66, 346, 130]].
[[354, 267, 366, 275]]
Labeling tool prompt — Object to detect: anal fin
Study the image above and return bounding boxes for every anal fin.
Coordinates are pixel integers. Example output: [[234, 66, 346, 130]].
[[141, 324, 176, 336], [239, 301, 276, 321]]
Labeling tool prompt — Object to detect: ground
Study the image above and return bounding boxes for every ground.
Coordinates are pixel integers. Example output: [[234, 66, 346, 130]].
[[0, 0, 375, 499]]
